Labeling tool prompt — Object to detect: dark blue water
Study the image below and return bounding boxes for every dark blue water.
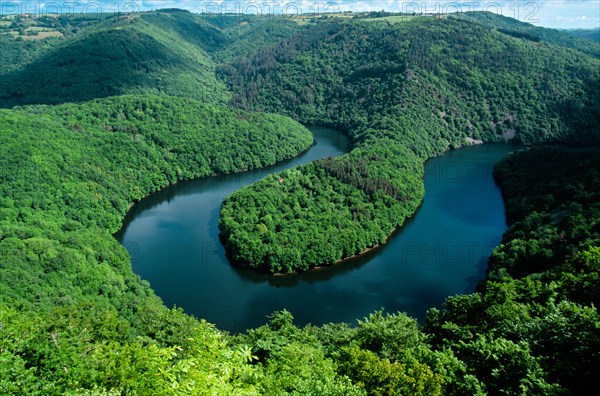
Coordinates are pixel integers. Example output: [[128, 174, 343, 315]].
[[116, 127, 514, 332]]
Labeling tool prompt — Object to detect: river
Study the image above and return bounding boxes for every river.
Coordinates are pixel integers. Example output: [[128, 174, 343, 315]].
[[116, 126, 514, 332]]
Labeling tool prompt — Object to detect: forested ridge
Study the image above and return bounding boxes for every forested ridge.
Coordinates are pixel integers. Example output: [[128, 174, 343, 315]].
[[565, 28, 600, 42], [219, 13, 600, 273], [0, 11, 229, 107], [2, 146, 599, 394], [0, 94, 312, 313], [453, 12, 600, 56], [0, 10, 306, 108], [426, 147, 600, 395], [1, 9, 599, 395]]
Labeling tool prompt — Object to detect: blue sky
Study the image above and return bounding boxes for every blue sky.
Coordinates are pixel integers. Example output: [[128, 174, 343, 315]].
[[3, 1, 599, 29]]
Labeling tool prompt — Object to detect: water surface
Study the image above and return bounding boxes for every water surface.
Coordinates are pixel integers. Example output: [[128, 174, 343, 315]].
[[117, 127, 514, 332]]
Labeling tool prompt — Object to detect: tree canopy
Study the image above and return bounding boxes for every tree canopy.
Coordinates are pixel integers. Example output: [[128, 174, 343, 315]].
[[0, 10, 598, 395]]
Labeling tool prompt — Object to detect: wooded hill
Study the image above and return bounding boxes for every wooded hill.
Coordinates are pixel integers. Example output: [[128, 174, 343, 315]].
[[0, 9, 599, 394], [0, 10, 317, 108], [219, 12, 600, 273], [0, 94, 312, 312]]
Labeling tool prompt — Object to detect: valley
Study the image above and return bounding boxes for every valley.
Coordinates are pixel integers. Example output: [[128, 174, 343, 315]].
[[0, 8, 598, 395]]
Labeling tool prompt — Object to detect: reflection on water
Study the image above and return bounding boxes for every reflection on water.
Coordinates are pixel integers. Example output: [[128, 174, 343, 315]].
[[117, 128, 515, 333]]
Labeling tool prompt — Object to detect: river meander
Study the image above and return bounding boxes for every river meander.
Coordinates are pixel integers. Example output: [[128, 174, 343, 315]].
[[116, 126, 514, 332]]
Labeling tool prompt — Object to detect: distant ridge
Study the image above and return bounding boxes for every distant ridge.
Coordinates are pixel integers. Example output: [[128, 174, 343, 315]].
[[0, 12, 229, 107], [453, 11, 600, 57], [565, 27, 600, 42]]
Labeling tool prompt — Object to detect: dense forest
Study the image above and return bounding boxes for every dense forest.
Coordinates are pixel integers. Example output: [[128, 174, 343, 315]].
[[219, 13, 600, 273], [454, 12, 600, 56], [1, 9, 599, 395], [0, 11, 306, 107], [565, 28, 600, 42], [2, 145, 599, 394], [0, 94, 312, 314], [0, 12, 229, 106], [426, 147, 600, 395]]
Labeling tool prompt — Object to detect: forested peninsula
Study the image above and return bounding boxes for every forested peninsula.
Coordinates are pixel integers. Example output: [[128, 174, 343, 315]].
[[0, 94, 312, 311], [219, 13, 599, 273], [0, 9, 598, 395]]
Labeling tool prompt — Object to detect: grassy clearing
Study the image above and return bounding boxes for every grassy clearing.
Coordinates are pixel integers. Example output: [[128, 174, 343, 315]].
[[21, 31, 63, 40], [362, 15, 422, 24]]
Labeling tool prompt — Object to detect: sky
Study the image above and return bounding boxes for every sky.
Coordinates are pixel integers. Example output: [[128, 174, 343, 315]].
[[2, 1, 599, 29]]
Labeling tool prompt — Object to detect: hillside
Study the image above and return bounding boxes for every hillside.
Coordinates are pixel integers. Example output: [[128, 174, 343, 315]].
[[427, 146, 600, 394], [208, 14, 305, 62], [453, 12, 600, 57], [0, 11, 229, 107], [0, 10, 599, 395], [0, 34, 59, 74], [0, 94, 312, 313], [0, 10, 312, 108], [566, 28, 600, 42], [219, 15, 600, 273]]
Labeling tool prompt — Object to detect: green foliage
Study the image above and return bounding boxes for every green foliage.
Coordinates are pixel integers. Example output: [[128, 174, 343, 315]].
[[237, 311, 365, 395], [0, 94, 312, 315], [0, 92, 316, 394], [565, 28, 600, 42], [490, 148, 600, 292], [208, 15, 305, 63], [354, 310, 426, 361], [454, 336, 562, 395], [337, 346, 442, 396], [453, 12, 600, 57], [219, 15, 600, 273], [425, 147, 600, 395], [0, 12, 229, 107], [220, 17, 599, 144], [337, 311, 444, 396], [0, 304, 261, 395], [261, 343, 362, 395], [0, 34, 58, 74], [0, 12, 310, 108], [0, 14, 113, 76], [238, 310, 446, 396], [220, 145, 424, 273], [1, 11, 599, 395]]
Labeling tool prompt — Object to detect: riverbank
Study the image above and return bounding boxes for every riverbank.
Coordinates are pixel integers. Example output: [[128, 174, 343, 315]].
[[119, 138, 512, 331]]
